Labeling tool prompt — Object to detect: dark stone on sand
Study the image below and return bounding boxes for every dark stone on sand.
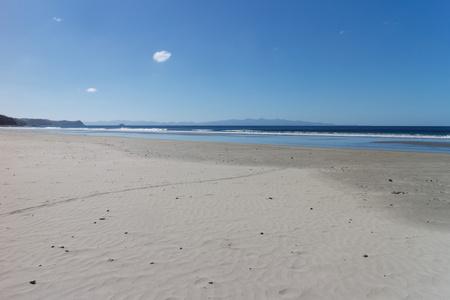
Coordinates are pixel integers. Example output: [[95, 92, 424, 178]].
[[208, 281, 214, 284], [260, 232, 264, 235], [29, 280, 36, 285], [99, 218, 105, 220], [392, 191, 405, 194]]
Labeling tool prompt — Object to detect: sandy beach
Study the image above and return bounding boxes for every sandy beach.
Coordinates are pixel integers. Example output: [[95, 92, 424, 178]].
[[1, 130, 450, 300]]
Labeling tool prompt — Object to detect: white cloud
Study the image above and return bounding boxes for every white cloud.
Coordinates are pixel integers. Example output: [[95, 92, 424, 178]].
[[53, 17, 62, 22], [86, 88, 97, 93], [339, 30, 344, 35], [153, 50, 172, 63]]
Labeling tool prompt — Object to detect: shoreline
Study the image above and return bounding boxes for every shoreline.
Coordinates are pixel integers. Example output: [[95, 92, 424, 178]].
[[1, 131, 450, 299], [2, 126, 450, 154], [374, 140, 450, 148]]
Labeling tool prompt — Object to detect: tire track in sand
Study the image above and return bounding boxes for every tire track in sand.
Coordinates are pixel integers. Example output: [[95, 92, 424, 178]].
[[3, 167, 285, 216]]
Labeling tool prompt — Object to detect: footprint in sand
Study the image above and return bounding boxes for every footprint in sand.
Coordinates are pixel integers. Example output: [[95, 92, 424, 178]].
[[278, 288, 301, 298], [194, 277, 211, 287]]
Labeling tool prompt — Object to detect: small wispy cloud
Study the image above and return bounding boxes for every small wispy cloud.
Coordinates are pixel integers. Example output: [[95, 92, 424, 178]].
[[153, 51, 172, 63], [339, 30, 344, 35], [86, 88, 97, 93], [52, 17, 63, 22]]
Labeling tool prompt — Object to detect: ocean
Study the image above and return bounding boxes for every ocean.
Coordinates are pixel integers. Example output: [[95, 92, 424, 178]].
[[3, 125, 450, 153]]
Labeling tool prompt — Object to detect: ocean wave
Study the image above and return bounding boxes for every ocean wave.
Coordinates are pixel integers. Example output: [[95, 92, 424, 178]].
[[221, 130, 450, 139], [2, 126, 168, 133], [117, 127, 167, 132], [2, 126, 449, 139], [74, 127, 168, 132]]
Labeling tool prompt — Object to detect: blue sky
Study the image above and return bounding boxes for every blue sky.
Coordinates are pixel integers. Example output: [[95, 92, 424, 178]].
[[1, 0, 449, 125]]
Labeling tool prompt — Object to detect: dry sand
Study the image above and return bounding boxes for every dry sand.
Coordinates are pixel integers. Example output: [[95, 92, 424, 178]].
[[1, 131, 450, 299]]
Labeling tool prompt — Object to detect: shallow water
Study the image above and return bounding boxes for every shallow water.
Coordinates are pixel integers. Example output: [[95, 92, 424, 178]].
[[2, 125, 450, 153]]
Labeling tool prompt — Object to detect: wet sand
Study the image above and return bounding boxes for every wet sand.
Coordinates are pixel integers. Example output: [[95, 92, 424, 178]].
[[374, 140, 450, 148]]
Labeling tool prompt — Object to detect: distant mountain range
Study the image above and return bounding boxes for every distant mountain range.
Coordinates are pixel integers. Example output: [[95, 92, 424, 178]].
[[1, 114, 332, 127], [84, 118, 332, 126]]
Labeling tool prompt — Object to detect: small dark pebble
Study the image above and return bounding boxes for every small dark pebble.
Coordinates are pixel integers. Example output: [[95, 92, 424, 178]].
[[260, 232, 264, 235], [124, 232, 128, 234], [99, 218, 105, 220], [59, 246, 64, 249], [392, 191, 405, 195], [180, 247, 183, 250], [150, 262, 155, 264], [362, 254, 369, 258], [268, 197, 273, 200], [65, 250, 69, 252], [29, 280, 36, 285], [310, 208, 313, 210], [388, 179, 393, 182], [107, 210, 109, 212], [94, 222, 97, 224], [39, 265, 42, 267], [208, 281, 214, 284], [51, 245, 54, 248]]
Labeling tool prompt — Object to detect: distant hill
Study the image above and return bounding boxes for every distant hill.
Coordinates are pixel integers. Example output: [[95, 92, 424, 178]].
[[0, 114, 18, 126], [0, 114, 84, 126], [15, 118, 85, 126], [85, 118, 332, 126]]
